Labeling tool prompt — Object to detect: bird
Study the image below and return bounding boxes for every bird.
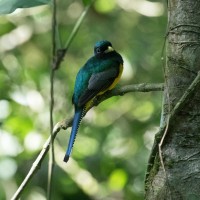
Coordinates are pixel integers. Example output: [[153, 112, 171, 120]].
[[64, 40, 123, 162]]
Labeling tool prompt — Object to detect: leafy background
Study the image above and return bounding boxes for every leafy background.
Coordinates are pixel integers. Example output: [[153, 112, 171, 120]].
[[0, 0, 166, 199]]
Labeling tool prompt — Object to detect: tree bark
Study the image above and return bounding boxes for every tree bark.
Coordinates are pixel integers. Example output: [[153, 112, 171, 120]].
[[145, 1, 200, 199]]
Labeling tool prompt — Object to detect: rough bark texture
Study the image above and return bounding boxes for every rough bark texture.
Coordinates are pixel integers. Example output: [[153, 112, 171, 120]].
[[145, 1, 200, 199]]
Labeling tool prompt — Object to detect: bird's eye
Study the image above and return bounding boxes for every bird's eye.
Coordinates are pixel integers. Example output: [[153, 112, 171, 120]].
[[96, 47, 101, 53]]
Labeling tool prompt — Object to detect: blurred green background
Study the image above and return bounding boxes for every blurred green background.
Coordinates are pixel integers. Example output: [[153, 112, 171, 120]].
[[0, 0, 166, 199]]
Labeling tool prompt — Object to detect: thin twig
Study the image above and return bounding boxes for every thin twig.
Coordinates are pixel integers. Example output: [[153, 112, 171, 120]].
[[64, 2, 94, 50], [47, 0, 57, 198], [157, 8, 171, 185], [53, 0, 96, 69], [48, 67, 55, 200], [158, 75, 170, 178], [158, 115, 169, 174]]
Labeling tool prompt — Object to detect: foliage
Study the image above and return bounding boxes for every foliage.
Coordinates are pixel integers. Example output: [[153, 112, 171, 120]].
[[0, 0, 166, 199], [0, 0, 50, 14]]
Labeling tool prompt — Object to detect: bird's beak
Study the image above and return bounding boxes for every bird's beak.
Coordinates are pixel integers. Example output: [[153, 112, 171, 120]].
[[105, 46, 114, 53]]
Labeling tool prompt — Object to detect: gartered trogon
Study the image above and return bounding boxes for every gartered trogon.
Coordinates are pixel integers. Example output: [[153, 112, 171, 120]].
[[64, 40, 123, 162]]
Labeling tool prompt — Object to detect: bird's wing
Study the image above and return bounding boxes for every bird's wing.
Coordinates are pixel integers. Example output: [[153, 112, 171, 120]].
[[78, 67, 119, 107], [88, 68, 118, 90]]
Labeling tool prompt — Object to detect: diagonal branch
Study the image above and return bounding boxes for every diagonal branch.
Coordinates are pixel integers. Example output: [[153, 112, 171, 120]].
[[10, 82, 163, 200]]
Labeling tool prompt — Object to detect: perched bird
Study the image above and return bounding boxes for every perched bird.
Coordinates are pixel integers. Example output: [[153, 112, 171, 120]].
[[64, 40, 123, 162]]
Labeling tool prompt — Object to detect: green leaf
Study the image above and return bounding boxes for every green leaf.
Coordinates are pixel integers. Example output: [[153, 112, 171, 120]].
[[0, 0, 50, 15]]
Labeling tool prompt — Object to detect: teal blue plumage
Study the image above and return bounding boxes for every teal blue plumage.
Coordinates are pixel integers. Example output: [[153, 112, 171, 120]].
[[64, 40, 123, 162], [64, 109, 83, 162]]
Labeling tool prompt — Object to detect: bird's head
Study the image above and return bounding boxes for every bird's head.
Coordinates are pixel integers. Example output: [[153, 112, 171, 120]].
[[94, 40, 114, 56]]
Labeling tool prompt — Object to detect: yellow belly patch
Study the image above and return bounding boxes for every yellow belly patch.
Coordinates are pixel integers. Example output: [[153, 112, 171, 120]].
[[107, 63, 123, 91]]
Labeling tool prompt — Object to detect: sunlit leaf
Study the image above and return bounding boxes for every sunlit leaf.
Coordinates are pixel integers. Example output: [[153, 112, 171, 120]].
[[94, 0, 116, 13], [108, 169, 128, 191]]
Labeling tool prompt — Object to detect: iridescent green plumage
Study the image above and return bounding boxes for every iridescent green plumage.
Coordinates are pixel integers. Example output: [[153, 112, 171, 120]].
[[64, 40, 123, 162]]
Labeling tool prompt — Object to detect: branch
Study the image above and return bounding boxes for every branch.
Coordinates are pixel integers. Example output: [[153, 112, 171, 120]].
[[10, 129, 59, 200], [10, 82, 163, 200], [94, 83, 164, 106], [47, 0, 57, 198]]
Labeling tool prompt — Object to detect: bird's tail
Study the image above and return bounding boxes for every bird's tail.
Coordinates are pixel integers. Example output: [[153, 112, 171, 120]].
[[63, 109, 84, 162]]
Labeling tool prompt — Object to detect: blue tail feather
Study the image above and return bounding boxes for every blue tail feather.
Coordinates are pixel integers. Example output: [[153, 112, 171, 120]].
[[64, 109, 83, 162]]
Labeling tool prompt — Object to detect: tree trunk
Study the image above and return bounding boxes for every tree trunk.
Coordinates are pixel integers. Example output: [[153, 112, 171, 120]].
[[145, 0, 200, 199]]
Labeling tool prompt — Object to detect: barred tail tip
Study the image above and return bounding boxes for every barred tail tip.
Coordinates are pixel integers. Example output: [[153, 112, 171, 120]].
[[63, 154, 70, 163]]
